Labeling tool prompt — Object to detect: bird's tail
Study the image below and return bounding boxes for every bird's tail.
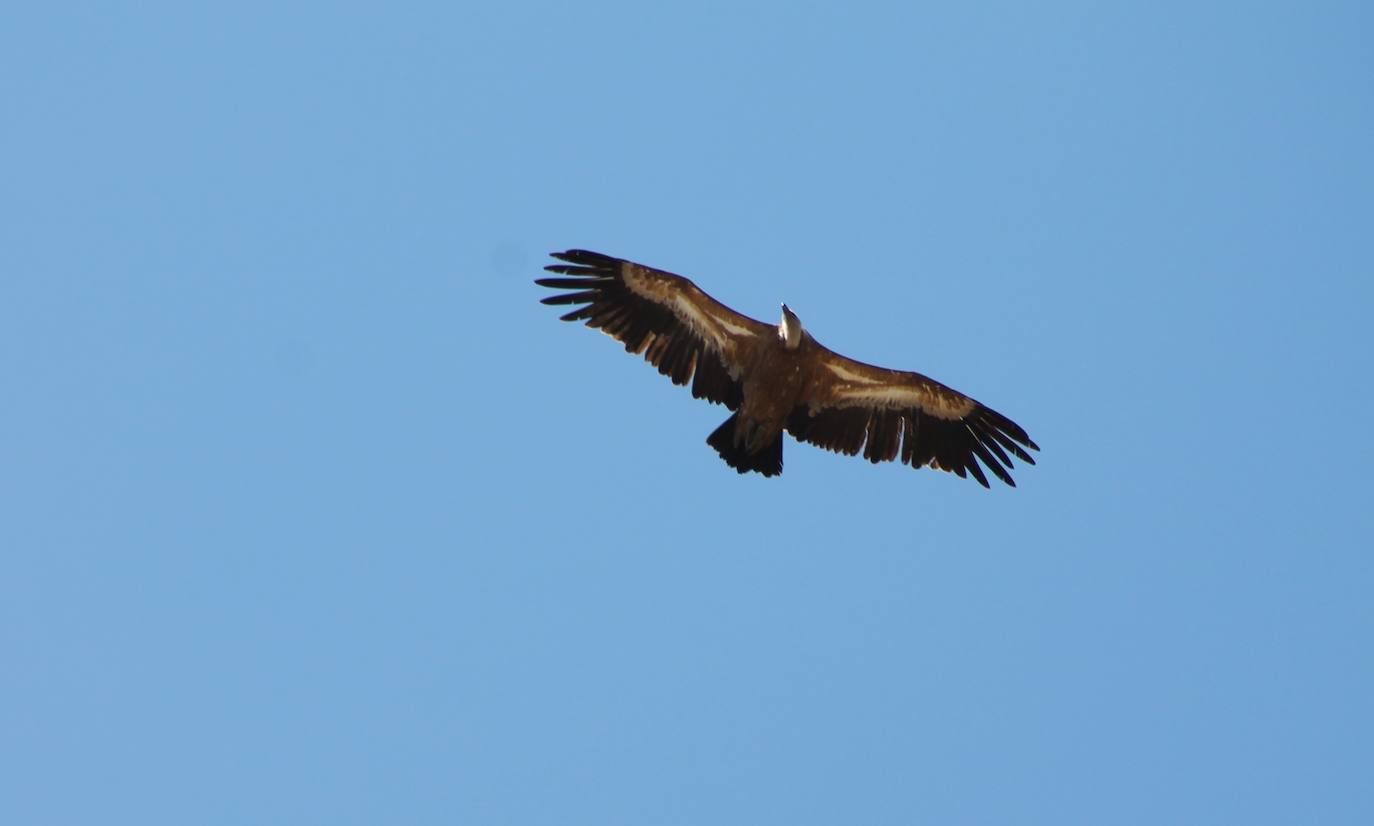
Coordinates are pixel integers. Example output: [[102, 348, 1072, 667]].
[[706, 413, 783, 477]]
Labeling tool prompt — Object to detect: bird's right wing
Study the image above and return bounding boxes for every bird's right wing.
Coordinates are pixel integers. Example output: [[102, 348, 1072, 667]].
[[537, 250, 774, 410]]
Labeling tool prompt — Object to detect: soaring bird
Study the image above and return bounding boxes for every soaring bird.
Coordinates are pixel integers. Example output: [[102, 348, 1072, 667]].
[[536, 250, 1038, 486]]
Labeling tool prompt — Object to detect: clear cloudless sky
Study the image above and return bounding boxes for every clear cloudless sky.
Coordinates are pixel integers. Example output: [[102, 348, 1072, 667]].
[[3, 2, 1371, 824]]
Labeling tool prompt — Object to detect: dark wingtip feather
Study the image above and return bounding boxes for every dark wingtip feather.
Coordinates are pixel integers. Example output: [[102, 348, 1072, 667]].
[[558, 306, 596, 322], [540, 266, 609, 278], [540, 290, 602, 306], [969, 433, 1014, 487], [550, 249, 619, 268], [966, 459, 990, 488], [535, 276, 609, 289], [975, 409, 1038, 465]]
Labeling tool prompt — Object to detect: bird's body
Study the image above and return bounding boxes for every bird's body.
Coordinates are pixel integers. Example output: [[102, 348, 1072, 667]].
[[736, 328, 806, 447], [537, 250, 1038, 486]]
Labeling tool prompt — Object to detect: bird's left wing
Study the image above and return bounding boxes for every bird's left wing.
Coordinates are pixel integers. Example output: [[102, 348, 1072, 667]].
[[788, 343, 1040, 487], [537, 250, 773, 409]]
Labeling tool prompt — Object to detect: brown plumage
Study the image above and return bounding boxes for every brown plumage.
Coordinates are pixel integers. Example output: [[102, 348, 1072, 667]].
[[536, 249, 1039, 486]]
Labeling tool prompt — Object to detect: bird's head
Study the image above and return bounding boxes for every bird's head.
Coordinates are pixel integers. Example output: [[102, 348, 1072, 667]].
[[779, 303, 803, 349]]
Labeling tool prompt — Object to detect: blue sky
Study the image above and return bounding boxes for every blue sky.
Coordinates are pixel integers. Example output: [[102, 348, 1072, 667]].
[[3, 1, 1371, 823]]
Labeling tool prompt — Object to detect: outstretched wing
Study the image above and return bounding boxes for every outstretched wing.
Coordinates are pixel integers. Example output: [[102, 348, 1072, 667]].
[[788, 344, 1039, 487], [536, 250, 773, 409]]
